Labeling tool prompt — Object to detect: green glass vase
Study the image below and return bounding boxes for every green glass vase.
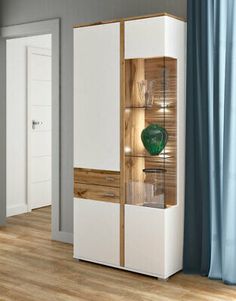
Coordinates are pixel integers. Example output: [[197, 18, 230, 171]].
[[141, 124, 168, 156]]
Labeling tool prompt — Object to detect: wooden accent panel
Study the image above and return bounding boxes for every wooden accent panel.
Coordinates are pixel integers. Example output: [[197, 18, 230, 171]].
[[120, 21, 125, 267], [74, 168, 120, 187], [160, 57, 177, 206], [145, 57, 177, 207], [124, 59, 147, 157], [125, 59, 145, 107], [73, 13, 186, 28], [125, 108, 145, 156], [74, 183, 120, 204]]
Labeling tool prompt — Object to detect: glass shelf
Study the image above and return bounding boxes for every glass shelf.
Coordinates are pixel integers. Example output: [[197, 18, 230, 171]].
[[125, 103, 176, 110], [125, 153, 174, 159]]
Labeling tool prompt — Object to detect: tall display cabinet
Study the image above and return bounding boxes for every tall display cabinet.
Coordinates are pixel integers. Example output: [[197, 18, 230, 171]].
[[73, 13, 186, 279]]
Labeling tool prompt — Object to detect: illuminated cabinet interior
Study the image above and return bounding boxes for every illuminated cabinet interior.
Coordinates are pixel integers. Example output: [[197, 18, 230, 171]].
[[125, 57, 177, 208], [73, 14, 186, 280]]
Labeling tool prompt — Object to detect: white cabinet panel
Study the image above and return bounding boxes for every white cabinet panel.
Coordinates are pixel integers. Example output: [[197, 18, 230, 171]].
[[125, 205, 184, 278], [125, 16, 186, 60], [164, 206, 184, 277], [165, 17, 186, 58], [74, 23, 120, 171], [74, 199, 120, 266], [125, 205, 165, 276], [125, 17, 165, 59]]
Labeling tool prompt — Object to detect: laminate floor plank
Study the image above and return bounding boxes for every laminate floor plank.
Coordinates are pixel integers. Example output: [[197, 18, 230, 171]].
[[0, 207, 235, 301]]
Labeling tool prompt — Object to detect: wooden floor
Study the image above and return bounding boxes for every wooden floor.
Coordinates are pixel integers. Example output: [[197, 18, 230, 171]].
[[0, 207, 236, 301]]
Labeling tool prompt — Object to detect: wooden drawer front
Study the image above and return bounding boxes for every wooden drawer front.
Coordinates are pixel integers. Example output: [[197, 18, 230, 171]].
[[74, 168, 120, 187], [74, 183, 120, 203]]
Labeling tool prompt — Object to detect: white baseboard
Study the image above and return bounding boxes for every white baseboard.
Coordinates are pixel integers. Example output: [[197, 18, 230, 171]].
[[7, 204, 28, 217], [31, 201, 52, 210]]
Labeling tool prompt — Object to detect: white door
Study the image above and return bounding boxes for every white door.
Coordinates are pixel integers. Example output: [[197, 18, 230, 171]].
[[27, 47, 52, 210], [74, 23, 120, 171]]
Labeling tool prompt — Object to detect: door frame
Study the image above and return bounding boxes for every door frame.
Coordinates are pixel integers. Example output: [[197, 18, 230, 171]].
[[0, 19, 70, 243], [27, 46, 52, 212]]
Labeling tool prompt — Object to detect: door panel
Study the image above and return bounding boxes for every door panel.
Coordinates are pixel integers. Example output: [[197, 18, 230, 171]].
[[31, 132, 51, 157], [28, 47, 52, 210], [31, 181, 51, 210], [125, 205, 165, 276], [125, 17, 165, 59], [31, 157, 51, 183], [31, 106, 51, 131], [74, 198, 120, 266], [31, 54, 51, 80], [74, 23, 120, 171], [31, 81, 51, 106]]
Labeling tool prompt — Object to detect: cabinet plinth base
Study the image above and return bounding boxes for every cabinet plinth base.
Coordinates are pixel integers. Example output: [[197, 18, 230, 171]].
[[74, 254, 181, 280], [157, 277, 169, 281]]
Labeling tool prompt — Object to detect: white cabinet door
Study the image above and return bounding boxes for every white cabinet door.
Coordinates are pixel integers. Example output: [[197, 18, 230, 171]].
[[125, 205, 184, 279], [74, 23, 120, 171], [125, 16, 185, 59], [125, 205, 165, 277], [125, 16, 165, 59], [74, 198, 120, 266]]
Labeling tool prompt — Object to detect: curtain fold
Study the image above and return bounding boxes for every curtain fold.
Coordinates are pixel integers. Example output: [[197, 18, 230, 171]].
[[184, 0, 211, 276], [209, 0, 236, 284], [184, 0, 236, 284]]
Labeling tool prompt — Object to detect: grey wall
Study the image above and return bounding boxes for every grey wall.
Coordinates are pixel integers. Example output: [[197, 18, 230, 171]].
[[0, 0, 186, 236]]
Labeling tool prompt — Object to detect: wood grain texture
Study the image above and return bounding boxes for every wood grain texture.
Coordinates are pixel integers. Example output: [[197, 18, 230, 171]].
[[74, 183, 120, 203], [120, 20, 125, 267], [0, 207, 235, 301], [74, 168, 120, 187], [125, 59, 145, 107], [124, 57, 177, 207]]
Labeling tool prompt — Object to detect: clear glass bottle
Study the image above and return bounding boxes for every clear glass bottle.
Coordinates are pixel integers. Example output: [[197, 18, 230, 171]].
[[143, 168, 166, 208]]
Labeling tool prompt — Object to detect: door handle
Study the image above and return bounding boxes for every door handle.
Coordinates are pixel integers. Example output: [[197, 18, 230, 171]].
[[32, 120, 43, 129], [106, 176, 115, 182], [103, 192, 116, 198]]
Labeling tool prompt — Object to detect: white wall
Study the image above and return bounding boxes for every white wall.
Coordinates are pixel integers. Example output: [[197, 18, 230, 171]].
[[7, 34, 51, 217]]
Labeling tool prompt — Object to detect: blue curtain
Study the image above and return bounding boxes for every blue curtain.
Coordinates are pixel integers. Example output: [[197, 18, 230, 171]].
[[184, 0, 236, 284]]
